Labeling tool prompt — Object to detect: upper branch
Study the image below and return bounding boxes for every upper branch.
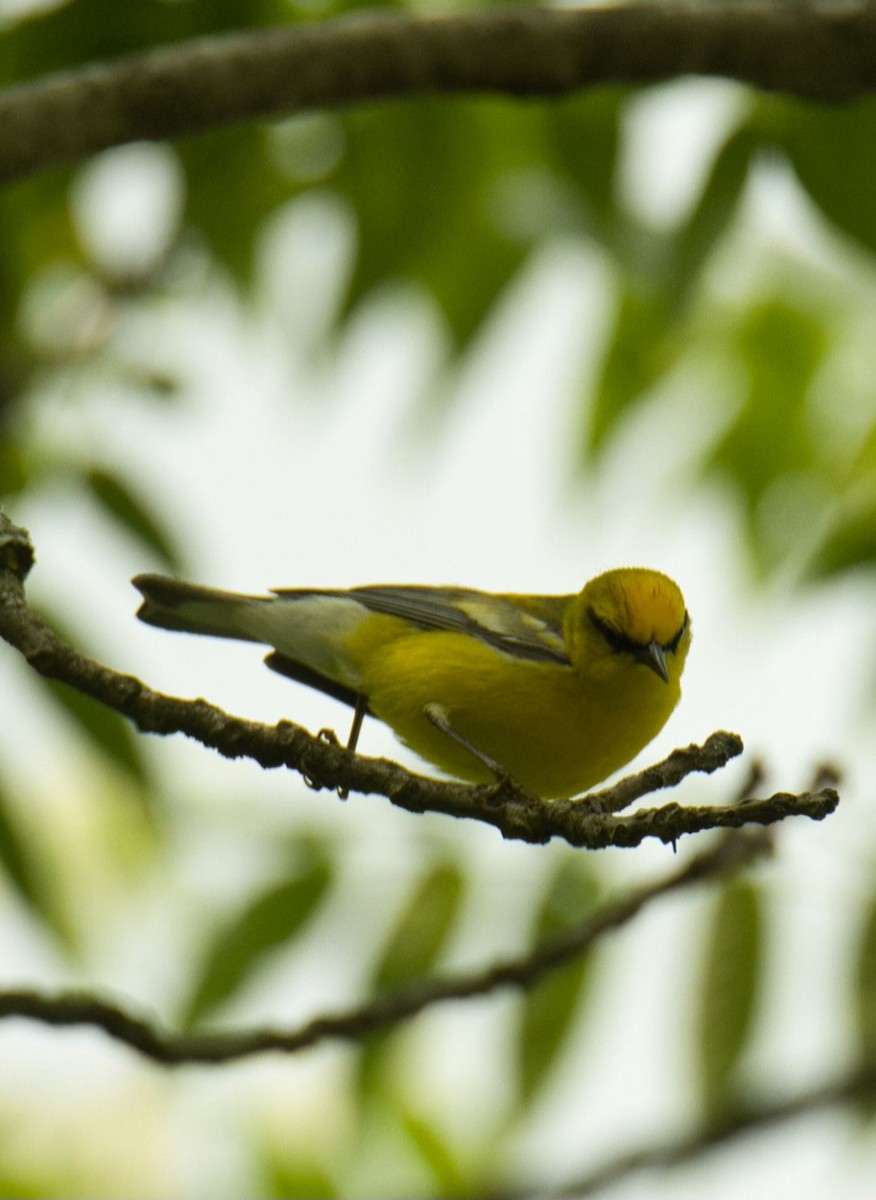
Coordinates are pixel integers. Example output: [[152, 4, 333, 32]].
[[2, 2, 876, 186]]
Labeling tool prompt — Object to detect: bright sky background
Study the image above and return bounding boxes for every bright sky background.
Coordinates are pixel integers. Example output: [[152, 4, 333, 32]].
[[1, 74, 876, 1198]]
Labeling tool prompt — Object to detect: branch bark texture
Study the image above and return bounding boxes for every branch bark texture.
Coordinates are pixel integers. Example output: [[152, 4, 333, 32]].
[[2, 2, 876, 186]]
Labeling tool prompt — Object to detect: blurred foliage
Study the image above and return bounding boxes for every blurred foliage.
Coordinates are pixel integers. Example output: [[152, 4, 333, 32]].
[[333, 99, 536, 347], [181, 839, 332, 1027], [259, 1151, 338, 1200], [85, 465, 182, 571], [35, 605, 152, 791], [2, 4, 876, 1197], [855, 889, 876, 1120], [370, 860, 465, 995], [777, 98, 876, 260], [4, 58, 876, 579], [0, 0, 299, 85], [514, 853, 600, 1106], [0, 776, 68, 943], [694, 879, 763, 1115], [356, 859, 465, 1101]]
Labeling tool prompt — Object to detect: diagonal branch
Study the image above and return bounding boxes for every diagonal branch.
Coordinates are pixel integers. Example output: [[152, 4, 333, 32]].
[[541, 1062, 876, 1197], [3, 3, 876, 187], [0, 513, 839, 847], [587, 734, 747, 815], [0, 829, 769, 1065]]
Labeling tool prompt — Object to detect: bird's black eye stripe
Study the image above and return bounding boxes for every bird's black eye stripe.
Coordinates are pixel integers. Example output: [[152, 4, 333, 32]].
[[666, 611, 689, 655], [589, 608, 689, 655], [588, 609, 637, 655]]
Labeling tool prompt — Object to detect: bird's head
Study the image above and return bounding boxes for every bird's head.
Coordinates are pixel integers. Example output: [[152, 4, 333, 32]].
[[568, 568, 691, 687]]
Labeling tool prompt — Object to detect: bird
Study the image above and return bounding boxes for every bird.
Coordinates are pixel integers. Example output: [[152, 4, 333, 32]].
[[132, 567, 691, 800]]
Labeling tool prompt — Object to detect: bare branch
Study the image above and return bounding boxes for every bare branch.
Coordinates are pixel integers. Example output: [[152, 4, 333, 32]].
[[0, 513, 839, 847], [0, 829, 768, 1065], [538, 1063, 876, 1198], [586, 731, 743, 814], [3, 3, 876, 186]]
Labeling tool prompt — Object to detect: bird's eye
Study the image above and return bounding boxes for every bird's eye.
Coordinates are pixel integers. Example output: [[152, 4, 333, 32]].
[[588, 610, 636, 654], [666, 612, 689, 655]]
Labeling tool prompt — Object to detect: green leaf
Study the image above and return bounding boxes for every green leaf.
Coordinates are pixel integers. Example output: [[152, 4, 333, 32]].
[[853, 885, 876, 1119], [672, 123, 757, 300], [181, 126, 297, 287], [0, 437, 29, 499], [516, 856, 600, 1106], [584, 284, 673, 457], [548, 89, 627, 231], [706, 296, 829, 572], [356, 861, 465, 1099], [807, 497, 876, 580], [85, 466, 181, 571], [401, 1109, 468, 1197], [0, 174, 79, 388], [580, 118, 759, 464], [31, 604, 150, 787], [0, 778, 61, 937], [854, 887, 876, 1058], [779, 98, 876, 258], [0, 1170, 50, 1200], [805, 426, 876, 579], [694, 879, 762, 1114], [182, 850, 332, 1027], [0, 0, 296, 88], [335, 100, 534, 349], [371, 861, 465, 995], [0, 788, 40, 913], [43, 679, 149, 787], [259, 1148, 337, 1200]]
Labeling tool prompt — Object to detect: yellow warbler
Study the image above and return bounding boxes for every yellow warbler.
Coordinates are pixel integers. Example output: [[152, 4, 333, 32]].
[[133, 567, 690, 799]]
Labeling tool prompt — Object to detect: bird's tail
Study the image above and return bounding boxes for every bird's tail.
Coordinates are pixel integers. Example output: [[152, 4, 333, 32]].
[[132, 574, 266, 643]]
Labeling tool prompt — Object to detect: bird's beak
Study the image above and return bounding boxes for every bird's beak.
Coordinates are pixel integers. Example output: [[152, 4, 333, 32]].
[[638, 639, 669, 683]]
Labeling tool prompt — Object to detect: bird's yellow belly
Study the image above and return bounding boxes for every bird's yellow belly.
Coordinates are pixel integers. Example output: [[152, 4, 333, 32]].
[[359, 632, 680, 800]]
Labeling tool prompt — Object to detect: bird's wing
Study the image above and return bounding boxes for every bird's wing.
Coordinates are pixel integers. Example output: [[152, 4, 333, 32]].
[[273, 584, 571, 665]]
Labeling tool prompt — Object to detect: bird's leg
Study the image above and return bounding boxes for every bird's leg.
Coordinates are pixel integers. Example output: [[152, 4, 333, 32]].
[[337, 695, 367, 800], [309, 695, 368, 799], [346, 695, 367, 755], [423, 702, 512, 785]]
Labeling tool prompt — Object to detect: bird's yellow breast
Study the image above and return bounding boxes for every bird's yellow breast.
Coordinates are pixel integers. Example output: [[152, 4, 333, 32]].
[[357, 629, 683, 799]]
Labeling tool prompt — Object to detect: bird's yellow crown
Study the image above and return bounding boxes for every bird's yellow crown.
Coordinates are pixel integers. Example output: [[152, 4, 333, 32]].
[[581, 568, 687, 647]]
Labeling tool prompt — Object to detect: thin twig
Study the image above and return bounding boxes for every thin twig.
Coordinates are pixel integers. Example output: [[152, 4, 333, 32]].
[[585, 732, 744, 814], [534, 1063, 876, 1197], [0, 829, 768, 1065], [3, 3, 876, 186]]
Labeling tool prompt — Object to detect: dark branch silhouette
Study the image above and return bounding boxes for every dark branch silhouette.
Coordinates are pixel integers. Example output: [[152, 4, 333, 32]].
[[0, 514, 839, 848], [2, 3, 876, 186], [0, 829, 769, 1065]]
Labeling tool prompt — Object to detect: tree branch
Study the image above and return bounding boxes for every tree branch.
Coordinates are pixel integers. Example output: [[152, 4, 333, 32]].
[[587, 733, 747, 815], [0, 513, 839, 847], [2, 2, 876, 187], [540, 1063, 876, 1197], [0, 829, 768, 1065]]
